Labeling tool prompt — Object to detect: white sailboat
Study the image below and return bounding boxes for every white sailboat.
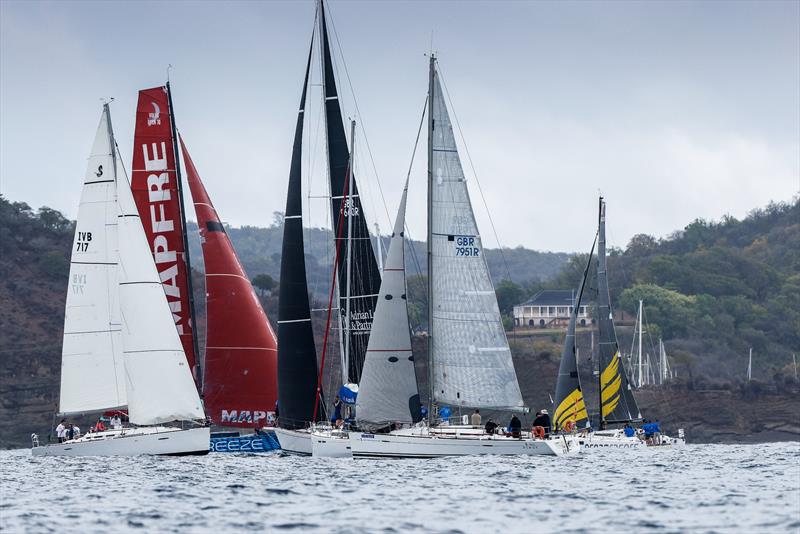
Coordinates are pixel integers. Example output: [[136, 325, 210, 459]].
[[350, 56, 579, 458], [31, 104, 209, 457]]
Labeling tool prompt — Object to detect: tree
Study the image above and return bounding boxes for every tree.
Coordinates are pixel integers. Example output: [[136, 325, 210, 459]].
[[252, 274, 277, 296], [495, 279, 524, 316]]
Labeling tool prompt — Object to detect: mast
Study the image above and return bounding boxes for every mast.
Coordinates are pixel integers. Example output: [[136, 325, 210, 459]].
[[166, 81, 203, 393], [343, 118, 356, 385], [747, 348, 752, 381], [637, 299, 643, 388], [426, 53, 435, 421]]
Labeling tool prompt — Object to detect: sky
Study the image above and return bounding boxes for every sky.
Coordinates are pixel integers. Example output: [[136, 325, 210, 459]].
[[1, 0, 798, 253]]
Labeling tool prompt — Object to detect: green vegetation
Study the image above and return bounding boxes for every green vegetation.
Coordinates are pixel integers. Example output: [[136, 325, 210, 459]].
[[501, 198, 800, 384]]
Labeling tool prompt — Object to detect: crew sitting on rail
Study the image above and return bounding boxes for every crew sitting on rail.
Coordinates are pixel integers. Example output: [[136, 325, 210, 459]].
[[508, 414, 522, 438], [484, 420, 498, 435], [623, 423, 635, 437]]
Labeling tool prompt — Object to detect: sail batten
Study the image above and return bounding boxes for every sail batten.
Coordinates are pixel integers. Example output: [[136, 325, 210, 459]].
[[428, 60, 524, 411], [181, 138, 278, 428]]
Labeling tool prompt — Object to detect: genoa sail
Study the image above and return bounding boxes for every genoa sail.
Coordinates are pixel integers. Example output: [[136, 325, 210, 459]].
[[116, 146, 205, 426], [277, 42, 322, 430], [552, 236, 597, 431], [356, 181, 421, 431], [596, 198, 641, 423], [130, 86, 199, 383], [181, 138, 278, 428], [428, 58, 525, 411], [319, 4, 382, 385], [59, 104, 126, 415]]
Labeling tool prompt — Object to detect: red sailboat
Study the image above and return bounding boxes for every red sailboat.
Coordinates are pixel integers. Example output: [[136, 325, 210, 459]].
[[180, 137, 278, 430]]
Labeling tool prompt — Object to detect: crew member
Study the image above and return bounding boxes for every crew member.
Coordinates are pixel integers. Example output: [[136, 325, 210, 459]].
[[56, 420, 66, 443], [509, 414, 522, 438], [532, 409, 551, 437], [470, 409, 481, 426], [331, 395, 343, 426]]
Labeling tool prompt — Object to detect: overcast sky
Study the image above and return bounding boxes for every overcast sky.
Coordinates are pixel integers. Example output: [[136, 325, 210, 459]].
[[1, 1, 798, 252]]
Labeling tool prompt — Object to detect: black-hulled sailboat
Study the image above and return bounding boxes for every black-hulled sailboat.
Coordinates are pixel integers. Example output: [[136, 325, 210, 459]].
[[552, 197, 685, 448]]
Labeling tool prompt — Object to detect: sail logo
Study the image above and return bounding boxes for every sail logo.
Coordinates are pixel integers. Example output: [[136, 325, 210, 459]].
[[344, 309, 373, 334], [147, 102, 161, 127], [221, 409, 269, 425], [141, 141, 185, 334]]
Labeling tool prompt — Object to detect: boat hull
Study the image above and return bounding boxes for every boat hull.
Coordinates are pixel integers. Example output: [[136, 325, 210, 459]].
[[311, 430, 351, 458], [349, 430, 579, 458], [578, 430, 686, 449], [209, 431, 280, 453], [273, 427, 312, 455], [31, 427, 210, 457]]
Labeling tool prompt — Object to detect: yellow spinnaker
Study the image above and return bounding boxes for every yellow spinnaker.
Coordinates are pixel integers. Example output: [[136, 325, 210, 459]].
[[600, 351, 622, 417], [554, 388, 588, 429]]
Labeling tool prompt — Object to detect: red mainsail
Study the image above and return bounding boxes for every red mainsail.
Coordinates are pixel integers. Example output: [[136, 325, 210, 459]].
[[131, 87, 199, 381], [180, 137, 278, 428]]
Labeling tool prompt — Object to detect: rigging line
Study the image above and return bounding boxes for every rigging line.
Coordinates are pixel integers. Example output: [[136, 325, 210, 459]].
[[324, 2, 392, 228], [402, 96, 430, 295], [436, 64, 513, 285]]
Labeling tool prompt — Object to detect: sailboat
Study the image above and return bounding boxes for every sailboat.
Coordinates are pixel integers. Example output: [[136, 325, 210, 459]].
[[180, 137, 280, 453], [349, 56, 579, 458], [552, 197, 684, 448], [274, 1, 381, 456], [31, 104, 209, 457]]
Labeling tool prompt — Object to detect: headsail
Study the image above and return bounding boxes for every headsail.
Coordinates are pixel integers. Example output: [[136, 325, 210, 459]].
[[319, 3, 382, 385], [428, 58, 525, 411], [59, 104, 126, 415], [130, 86, 200, 384], [181, 138, 278, 428], [117, 148, 205, 426], [597, 198, 641, 423], [552, 236, 597, 431], [356, 181, 421, 431], [277, 41, 321, 430]]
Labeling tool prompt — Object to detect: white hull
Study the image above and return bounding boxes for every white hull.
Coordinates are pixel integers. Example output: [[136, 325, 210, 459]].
[[31, 426, 209, 457], [350, 428, 580, 458], [579, 429, 686, 449], [311, 429, 352, 458], [274, 427, 313, 456]]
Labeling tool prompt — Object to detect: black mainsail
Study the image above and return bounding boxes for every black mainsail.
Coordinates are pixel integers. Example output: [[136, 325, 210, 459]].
[[552, 236, 597, 431], [597, 197, 641, 424], [319, 3, 382, 386], [277, 43, 321, 430]]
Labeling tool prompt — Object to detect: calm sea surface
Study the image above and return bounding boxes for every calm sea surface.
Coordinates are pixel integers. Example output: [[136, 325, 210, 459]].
[[1, 442, 798, 533]]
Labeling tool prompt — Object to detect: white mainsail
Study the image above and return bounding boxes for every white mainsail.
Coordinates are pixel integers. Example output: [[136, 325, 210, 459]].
[[429, 64, 525, 411], [116, 149, 204, 426], [59, 106, 126, 414], [356, 181, 420, 430]]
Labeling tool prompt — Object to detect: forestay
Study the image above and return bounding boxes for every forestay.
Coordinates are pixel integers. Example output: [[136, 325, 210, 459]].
[[428, 64, 525, 411], [356, 182, 421, 431], [116, 161, 205, 426], [59, 105, 126, 414]]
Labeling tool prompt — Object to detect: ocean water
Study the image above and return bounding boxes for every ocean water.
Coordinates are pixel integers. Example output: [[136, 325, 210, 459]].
[[1, 442, 798, 533]]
